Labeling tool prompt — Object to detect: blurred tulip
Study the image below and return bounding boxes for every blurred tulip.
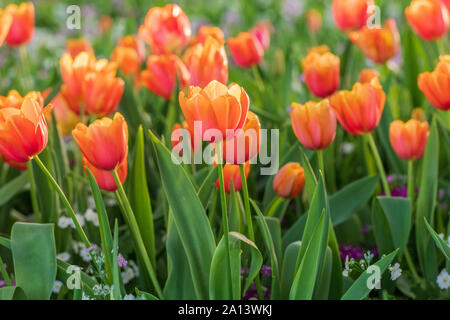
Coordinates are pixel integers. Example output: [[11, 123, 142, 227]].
[[60, 52, 124, 116], [0, 93, 50, 162], [389, 119, 429, 161], [83, 156, 127, 192], [349, 19, 400, 64], [441, 0, 450, 10], [49, 91, 80, 136], [179, 80, 249, 142], [0, 90, 33, 109], [111, 46, 141, 77], [301, 46, 340, 98], [290, 99, 336, 150], [99, 15, 113, 34], [330, 77, 386, 135], [227, 32, 264, 68], [411, 108, 426, 122], [418, 55, 450, 111], [193, 25, 224, 45], [138, 4, 191, 55], [66, 38, 94, 59], [273, 162, 305, 199], [215, 161, 250, 193], [141, 54, 190, 100], [250, 20, 273, 51], [72, 113, 128, 171], [221, 111, 261, 164], [359, 68, 379, 83], [405, 0, 449, 41], [4, 2, 34, 46], [0, 9, 12, 47], [117, 35, 146, 63], [307, 9, 323, 34], [183, 36, 228, 88], [0, 153, 27, 170], [332, 0, 369, 32]]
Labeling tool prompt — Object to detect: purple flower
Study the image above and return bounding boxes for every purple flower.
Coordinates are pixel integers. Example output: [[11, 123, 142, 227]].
[[339, 243, 375, 260], [117, 253, 127, 268], [260, 265, 271, 277], [386, 175, 395, 184], [85, 244, 97, 253], [361, 224, 371, 235]]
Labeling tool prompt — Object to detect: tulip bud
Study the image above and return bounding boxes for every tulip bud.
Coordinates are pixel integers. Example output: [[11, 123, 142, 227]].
[[418, 55, 450, 111], [273, 162, 305, 199], [405, 0, 449, 41], [307, 9, 323, 34], [332, 0, 369, 32], [215, 162, 250, 194], [66, 38, 94, 59], [227, 32, 264, 68], [389, 119, 429, 161]]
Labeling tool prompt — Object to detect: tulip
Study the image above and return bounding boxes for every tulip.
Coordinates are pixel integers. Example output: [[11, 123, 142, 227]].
[[301, 46, 340, 98], [0, 153, 27, 170], [221, 111, 261, 164], [48, 91, 80, 136], [389, 119, 429, 161], [250, 20, 273, 51], [359, 68, 379, 83], [330, 77, 386, 135], [141, 54, 190, 100], [273, 162, 305, 199], [66, 38, 94, 59], [193, 26, 224, 45], [411, 108, 426, 122], [418, 55, 450, 111], [332, 0, 369, 32], [99, 15, 113, 34], [111, 46, 141, 77], [349, 19, 400, 64], [441, 0, 450, 11], [179, 80, 249, 142], [138, 4, 191, 55], [117, 35, 146, 63], [4, 2, 34, 46], [290, 99, 336, 150], [405, 0, 449, 41], [227, 32, 264, 68], [0, 90, 32, 109], [83, 156, 127, 192], [72, 112, 128, 171], [183, 36, 228, 88], [215, 161, 250, 194], [0, 93, 50, 162], [0, 9, 12, 47], [307, 9, 323, 34]]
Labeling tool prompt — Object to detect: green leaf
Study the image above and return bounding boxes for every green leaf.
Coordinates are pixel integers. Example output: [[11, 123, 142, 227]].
[[372, 198, 395, 255], [415, 117, 439, 281], [136, 288, 159, 300], [299, 146, 318, 203], [128, 126, 155, 268], [341, 249, 399, 300], [0, 286, 26, 300], [150, 131, 216, 299], [56, 260, 97, 298], [112, 220, 121, 300], [280, 241, 301, 299], [11, 223, 56, 299], [313, 247, 333, 300], [424, 217, 450, 261], [197, 166, 218, 208], [0, 172, 28, 207]]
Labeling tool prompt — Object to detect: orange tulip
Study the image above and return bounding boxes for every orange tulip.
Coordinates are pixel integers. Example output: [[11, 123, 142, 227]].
[[389, 119, 429, 161], [349, 19, 400, 64], [138, 4, 191, 55], [111, 46, 141, 77], [179, 80, 250, 142], [301, 46, 340, 98], [273, 162, 305, 199], [0, 93, 50, 162], [4, 2, 34, 46], [405, 0, 449, 41], [332, 0, 369, 32], [330, 77, 386, 135], [140, 54, 190, 100], [227, 32, 264, 68], [0, 9, 12, 47], [221, 111, 261, 164], [250, 20, 273, 51], [83, 156, 127, 192], [99, 15, 113, 34], [0, 90, 32, 109], [117, 35, 146, 63], [359, 68, 379, 83], [60, 52, 124, 116], [441, 0, 450, 11], [193, 26, 224, 45], [215, 161, 250, 194], [183, 36, 228, 88], [49, 91, 80, 136], [307, 9, 323, 34], [66, 38, 94, 59], [418, 55, 450, 111], [0, 153, 27, 170], [411, 108, 426, 122], [290, 99, 336, 150], [72, 113, 128, 171]]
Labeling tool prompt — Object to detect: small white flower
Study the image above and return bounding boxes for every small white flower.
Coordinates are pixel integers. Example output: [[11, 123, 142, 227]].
[[389, 263, 402, 281], [121, 267, 135, 284], [85, 208, 99, 227], [57, 216, 71, 229], [53, 280, 63, 294], [70, 214, 85, 229], [438, 233, 445, 240], [105, 198, 117, 206], [340, 142, 355, 155], [88, 196, 96, 209], [56, 252, 71, 262], [437, 269, 450, 290], [124, 294, 135, 300]]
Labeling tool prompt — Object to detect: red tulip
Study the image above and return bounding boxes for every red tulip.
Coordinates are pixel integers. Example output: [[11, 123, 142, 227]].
[[227, 32, 264, 68], [4, 2, 34, 46], [332, 0, 369, 32], [405, 0, 449, 41]]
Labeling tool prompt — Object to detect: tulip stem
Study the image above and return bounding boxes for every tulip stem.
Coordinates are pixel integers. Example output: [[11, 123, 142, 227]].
[[216, 142, 234, 297], [366, 133, 390, 197], [404, 247, 421, 285], [317, 150, 325, 177], [19, 46, 32, 92], [112, 169, 163, 299], [26, 161, 41, 223], [33, 155, 90, 246], [407, 161, 414, 202], [252, 65, 265, 93]]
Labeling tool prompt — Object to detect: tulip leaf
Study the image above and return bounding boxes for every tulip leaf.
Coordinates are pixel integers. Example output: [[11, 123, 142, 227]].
[[0, 286, 26, 300], [424, 217, 450, 261], [11, 222, 56, 300], [197, 166, 218, 208], [280, 241, 301, 299], [150, 131, 216, 299], [313, 247, 333, 300], [0, 171, 28, 207]]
